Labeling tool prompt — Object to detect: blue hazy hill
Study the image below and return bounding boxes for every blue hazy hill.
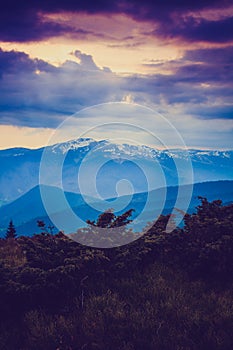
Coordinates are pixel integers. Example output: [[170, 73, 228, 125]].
[[0, 138, 232, 204], [0, 180, 232, 237]]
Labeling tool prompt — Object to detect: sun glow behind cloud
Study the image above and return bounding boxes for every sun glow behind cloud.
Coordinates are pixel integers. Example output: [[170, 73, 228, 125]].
[[0, 1, 233, 149], [0, 13, 184, 74]]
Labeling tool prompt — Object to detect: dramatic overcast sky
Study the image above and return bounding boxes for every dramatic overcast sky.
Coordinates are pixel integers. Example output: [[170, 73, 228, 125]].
[[0, 0, 233, 149]]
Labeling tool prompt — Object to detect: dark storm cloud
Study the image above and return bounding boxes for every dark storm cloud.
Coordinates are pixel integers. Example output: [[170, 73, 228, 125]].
[[0, 48, 55, 75], [122, 0, 230, 23], [0, 0, 119, 42], [154, 15, 233, 43], [178, 47, 233, 84], [0, 8, 71, 42], [144, 46, 233, 85], [140, 45, 233, 116], [0, 0, 117, 42], [185, 46, 233, 65], [0, 44, 233, 129], [0, 0, 232, 42], [0, 49, 121, 128], [124, 1, 233, 44]]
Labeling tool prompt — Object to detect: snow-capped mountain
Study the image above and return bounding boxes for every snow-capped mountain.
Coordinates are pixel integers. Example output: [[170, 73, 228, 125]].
[[0, 138, 232, 203], [50, 138, 101, 154]]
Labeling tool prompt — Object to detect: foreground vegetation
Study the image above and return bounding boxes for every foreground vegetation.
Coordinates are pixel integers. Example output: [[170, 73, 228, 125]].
[[0, 198, 233, 350]]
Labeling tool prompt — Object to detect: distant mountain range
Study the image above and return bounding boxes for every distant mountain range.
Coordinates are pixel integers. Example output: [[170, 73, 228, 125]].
[[0, 138, 233, 204], [0, 180, 232, 237], [0, 138, 232, 237]]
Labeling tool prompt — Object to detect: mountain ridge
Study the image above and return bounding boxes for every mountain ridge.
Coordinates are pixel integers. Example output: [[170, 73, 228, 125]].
[[0, 137, 233, 203], [0, 180, 232, 237]]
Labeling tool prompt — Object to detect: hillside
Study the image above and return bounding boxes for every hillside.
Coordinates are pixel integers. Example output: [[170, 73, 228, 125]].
[[0, 198, 233, 349], [0, 180, 232, 237], [0, 138, 233, 203]]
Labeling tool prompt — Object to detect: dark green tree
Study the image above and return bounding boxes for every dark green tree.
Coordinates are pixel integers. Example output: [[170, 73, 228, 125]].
[[75, 209, 136, 248], [5, 220, 17, 239], [87, 208, 134, 228]]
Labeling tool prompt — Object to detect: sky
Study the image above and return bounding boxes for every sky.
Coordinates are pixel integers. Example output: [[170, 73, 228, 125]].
[[0, 0, 233, 149]]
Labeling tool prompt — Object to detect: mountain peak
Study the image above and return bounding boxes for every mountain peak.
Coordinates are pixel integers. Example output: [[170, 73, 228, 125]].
[[50, 137, 101, 154]]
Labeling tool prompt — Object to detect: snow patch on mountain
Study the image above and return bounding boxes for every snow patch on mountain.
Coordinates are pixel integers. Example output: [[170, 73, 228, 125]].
[[50, 137, 98, 154], [0, 138, 232, 203]]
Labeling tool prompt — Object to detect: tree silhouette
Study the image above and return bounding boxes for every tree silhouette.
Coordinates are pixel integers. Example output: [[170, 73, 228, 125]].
[[87, 208, 134, 228], [75, 209, 136, 247], [5, 220, 17, 239], [37, 220, 55, 235]]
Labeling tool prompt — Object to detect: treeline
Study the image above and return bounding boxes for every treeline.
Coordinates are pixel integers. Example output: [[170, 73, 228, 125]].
[[0, 198, 233, 349]]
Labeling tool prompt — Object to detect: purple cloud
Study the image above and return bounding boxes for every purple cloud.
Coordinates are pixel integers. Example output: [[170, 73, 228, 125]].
[[0, 44, 233, 132], [0, 0, 232, 42], [0, 49, 120, 127], [154, 15, 233, 43]]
